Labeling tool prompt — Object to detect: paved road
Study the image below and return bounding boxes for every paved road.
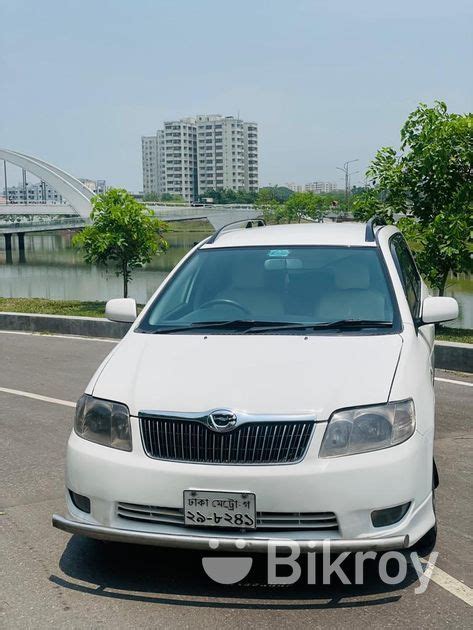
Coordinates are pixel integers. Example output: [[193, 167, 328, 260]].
[[0, 331, 471, 629]]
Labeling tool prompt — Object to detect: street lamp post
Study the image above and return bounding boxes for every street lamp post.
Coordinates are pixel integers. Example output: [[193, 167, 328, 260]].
[[3, 159, 7, 204], [337, 159, 359, 215]]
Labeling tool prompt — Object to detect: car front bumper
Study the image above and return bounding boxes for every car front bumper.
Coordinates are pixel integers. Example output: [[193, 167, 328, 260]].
[[54, 422, 435, 550], [52, 514, 410, 552]]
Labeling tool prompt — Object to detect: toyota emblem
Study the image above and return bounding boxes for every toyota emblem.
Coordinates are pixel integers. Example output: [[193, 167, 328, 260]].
[[207, 410, 238, 433]]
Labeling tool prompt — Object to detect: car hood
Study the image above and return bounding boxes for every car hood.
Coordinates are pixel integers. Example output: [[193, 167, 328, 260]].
[[91, 332, 403, 419]]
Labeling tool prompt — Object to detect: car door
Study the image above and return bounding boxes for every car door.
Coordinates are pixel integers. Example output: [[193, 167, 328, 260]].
[[390, 234, 435, 377]]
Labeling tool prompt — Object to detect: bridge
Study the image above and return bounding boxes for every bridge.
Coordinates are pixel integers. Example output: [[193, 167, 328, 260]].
[[0, 201, 259, 228], [0, 206, 261, 264], [0, 147, 261, 264], [0, 149, 93, 217]]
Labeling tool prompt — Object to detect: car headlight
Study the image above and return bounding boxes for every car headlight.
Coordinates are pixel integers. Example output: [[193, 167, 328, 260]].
[[319, 399, 415, 458], [74, 394, 132, 451]]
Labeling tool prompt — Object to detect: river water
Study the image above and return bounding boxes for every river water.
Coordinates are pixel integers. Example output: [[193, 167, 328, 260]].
[[0, 229, 471, 329]]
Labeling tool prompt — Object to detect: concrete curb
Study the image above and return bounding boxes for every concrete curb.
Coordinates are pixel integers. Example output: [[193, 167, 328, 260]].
[[0, 312, 131, 339], [434, 340, 473, 374], [0, 311, 471, 372]]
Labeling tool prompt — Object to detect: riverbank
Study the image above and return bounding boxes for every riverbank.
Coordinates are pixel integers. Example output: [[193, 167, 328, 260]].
[[0, 297, 471, 344]]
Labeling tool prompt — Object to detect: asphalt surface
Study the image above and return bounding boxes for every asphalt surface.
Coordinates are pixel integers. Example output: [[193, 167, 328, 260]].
[[0, 331, 471, 629]]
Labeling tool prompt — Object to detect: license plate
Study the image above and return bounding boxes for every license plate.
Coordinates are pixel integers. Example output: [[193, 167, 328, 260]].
[[183, 490, 257, 529]]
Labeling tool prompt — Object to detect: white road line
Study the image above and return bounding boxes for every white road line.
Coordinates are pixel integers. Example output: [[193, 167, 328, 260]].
[[0, 330, 117, 343], [0, 386, 75, 407], [421, 560, 473, 607], [435, 377, 473, 388]]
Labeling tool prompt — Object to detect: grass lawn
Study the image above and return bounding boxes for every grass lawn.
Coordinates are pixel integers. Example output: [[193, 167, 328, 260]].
[[0, 297, 472, 344], [168, 219, 212, 233], [0, 298, 108, 318], [436, 326, 473, 345]]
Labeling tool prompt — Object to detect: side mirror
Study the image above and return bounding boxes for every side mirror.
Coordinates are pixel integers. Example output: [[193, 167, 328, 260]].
[[421, 296, 458, 324], [105, 298, 137, 323]]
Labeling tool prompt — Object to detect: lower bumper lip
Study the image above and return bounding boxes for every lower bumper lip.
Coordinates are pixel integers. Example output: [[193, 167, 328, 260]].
[[52, 514, 409, 552]]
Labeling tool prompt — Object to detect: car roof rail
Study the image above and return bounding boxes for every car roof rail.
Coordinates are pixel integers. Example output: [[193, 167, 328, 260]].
[[206, 217, 266, 244], [365, 215, 387, 242]]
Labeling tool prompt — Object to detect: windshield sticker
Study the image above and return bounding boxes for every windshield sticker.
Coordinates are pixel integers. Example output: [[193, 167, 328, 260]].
[[268, 249, 290, 258]]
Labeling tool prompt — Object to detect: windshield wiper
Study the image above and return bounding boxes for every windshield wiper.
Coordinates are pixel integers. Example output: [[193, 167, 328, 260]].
[[141, 319, 393, 335], [142, 320, 295, 334], [244, 319, 394, 334]]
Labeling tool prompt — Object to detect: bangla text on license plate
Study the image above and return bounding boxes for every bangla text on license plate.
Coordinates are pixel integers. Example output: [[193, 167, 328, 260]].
[[183, 490, 257, 529]]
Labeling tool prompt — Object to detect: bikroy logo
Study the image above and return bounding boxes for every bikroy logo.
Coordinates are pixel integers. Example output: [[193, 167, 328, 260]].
[[202, 539, 254, 584], [201, 539, 439, 593]]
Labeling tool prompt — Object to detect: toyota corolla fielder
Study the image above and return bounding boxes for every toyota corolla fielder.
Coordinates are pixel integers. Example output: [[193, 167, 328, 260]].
[[53, 217, 459, 553]]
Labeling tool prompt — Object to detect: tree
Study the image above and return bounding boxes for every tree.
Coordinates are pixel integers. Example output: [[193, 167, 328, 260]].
[[353, 102, 472, 295], [143, 192, 160, 202], [397, 212, 471, 295], [284, 192, 326, 223], [73, 189, 168, 298], [256, 198, 285, 224], [142, 192, 186, 203], [257, 186, 294, 203], [161, 192, 186, 203], [256, 190, 338, 224], [199, 188, 257, 204]]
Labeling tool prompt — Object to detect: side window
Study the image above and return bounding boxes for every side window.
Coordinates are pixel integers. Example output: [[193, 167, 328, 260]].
[[390, 235, 422, 320]]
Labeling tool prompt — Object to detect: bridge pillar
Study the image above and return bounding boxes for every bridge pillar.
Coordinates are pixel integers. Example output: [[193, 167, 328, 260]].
[[4, 233, 13, 264], [17, 233, 26, 263]]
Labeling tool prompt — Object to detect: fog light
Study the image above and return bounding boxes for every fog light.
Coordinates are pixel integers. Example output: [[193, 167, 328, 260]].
[[69, 490, 91, 514], [371, 502, 410, 527]]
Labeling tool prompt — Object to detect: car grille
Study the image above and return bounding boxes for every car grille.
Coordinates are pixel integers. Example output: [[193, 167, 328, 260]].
[[117, 502, 339, 531], [139, 417, 314, 464]]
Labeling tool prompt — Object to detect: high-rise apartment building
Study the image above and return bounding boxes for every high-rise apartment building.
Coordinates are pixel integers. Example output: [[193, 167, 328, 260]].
[[142, 115, 258, 202], [305, 181, 339, 193], [141, 133, 162, 195], [163, 118, 197, 201], [285, 181, 340, 194]]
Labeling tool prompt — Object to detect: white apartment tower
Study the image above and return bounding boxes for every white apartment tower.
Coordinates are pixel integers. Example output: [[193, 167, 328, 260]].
[[305, 181, 339, 193], [141, 131, 164, 196], [159, 118, 196, 201], [142, 115, 258, 202]]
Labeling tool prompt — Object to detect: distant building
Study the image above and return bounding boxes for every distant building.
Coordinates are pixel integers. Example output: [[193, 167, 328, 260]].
[[142, 131, 165, 197], [285, 182, 304, 192], [4, 177, 106, 204], [5, 182, 64, 204], [142, 114, 258, 202], [305, 181, 339, 193], [79, 178, 107, 195], [284, 181, 340, 194], [195, 115, 258, 197]]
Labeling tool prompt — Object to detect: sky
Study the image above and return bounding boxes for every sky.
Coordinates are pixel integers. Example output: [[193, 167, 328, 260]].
[[1, 0, 472, 191]]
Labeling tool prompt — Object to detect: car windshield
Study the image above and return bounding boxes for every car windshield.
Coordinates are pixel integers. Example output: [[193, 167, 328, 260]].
[[137, 246, 396, 334]]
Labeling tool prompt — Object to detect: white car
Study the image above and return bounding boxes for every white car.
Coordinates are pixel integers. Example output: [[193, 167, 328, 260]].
[[53, 218, 458, 553]]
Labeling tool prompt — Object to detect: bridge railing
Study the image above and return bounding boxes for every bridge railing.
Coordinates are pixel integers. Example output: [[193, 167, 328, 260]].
[[0, 217, 86, 230]]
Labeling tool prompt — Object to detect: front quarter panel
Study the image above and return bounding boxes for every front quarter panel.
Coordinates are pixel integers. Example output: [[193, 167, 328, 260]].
[[390, 325, 435, 436]]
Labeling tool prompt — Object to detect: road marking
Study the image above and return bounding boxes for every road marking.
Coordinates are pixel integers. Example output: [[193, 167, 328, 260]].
[[0, 330, 117, 343], [0, 386, 75, 407], [435, 377, 473, 388], [421, 559, 473, 606]]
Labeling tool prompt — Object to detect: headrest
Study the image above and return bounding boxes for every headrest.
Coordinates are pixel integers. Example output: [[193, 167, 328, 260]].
[[334, 262, 370, 290], [231, 259, 264, 289]]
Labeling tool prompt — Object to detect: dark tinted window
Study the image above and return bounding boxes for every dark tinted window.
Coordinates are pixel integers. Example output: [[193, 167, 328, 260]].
[[390, 234, 421, 319]]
